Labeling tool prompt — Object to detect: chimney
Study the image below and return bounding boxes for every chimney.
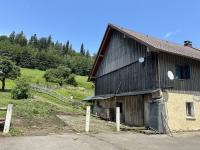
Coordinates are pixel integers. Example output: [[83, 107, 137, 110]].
[[184, 41, 192, 47]]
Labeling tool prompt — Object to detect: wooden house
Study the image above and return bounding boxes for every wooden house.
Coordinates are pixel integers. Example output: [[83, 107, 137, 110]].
[[85, 24, 200, 132]]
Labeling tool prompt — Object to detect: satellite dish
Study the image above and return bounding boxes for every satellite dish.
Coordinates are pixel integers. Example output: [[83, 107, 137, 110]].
[[167, 71, 174, 80], [138, 57, 145, 63]]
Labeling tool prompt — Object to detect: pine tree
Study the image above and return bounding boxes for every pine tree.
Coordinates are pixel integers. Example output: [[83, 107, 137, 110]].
[[65, 40, 69, 54], [62, 40, 70, 56], [86, 50, 90, 57], [15, 31, 27, 46], [54, 40, 62, 51], [47, 35, 52, 47], [29, 34, 38, 48], [80, 43, 85, 55]]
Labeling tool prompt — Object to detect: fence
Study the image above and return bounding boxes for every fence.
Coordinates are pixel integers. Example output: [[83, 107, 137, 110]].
[[31, 84, 84, 108]]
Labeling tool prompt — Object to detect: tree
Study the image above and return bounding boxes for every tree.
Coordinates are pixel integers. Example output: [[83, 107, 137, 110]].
[[29, 34, 38, 48], [80, 43, 85, 55], [43, 66, 71, 86], [66, 40, 69, 52], [62, 40, 69, 56], [0, 35, 9, 41], [0, 58, 20, 90], [0, 31, 95, 75], [86, 50, 90, 57], [69, 55, 93, 76], [11, 77, 31, 99], [54, 41, 62, 52], [9, 31, 15, 44], [15, 31, 27, 46], [38, 37, 48, 50], [67, 74, 77, 86], [47, 35, 52, 47]]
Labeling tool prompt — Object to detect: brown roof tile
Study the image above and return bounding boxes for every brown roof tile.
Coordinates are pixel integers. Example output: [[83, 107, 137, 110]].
[[111, 24, 200, 61]]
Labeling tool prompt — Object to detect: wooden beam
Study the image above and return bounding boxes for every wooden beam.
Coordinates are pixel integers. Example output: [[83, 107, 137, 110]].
[[85, 106, 91, 132], [116, 107, 120, 131], [3, 104, 13, 134], [0, 107, 7, 111]]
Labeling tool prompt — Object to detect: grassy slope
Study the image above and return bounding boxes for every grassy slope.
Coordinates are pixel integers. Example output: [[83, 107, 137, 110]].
[[0, 68, 93, 136]]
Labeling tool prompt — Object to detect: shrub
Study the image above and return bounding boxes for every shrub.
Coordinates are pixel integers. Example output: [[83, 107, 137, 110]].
[[11, 77, 31, 99], [43, 66, 71, 86], [67, 74, 78, 86]]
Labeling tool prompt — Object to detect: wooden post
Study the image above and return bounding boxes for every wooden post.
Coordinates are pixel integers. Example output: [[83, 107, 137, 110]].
[[116, 107, 120, 132], [3, 104, 13, 134], [85, 106, 91, 132]]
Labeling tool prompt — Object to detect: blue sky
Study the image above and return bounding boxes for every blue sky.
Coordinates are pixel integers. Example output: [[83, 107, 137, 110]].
[[0, 0, 200, 53]]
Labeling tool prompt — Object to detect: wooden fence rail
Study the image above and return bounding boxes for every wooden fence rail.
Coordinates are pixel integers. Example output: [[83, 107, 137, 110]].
[[31, 84, 84, 107]]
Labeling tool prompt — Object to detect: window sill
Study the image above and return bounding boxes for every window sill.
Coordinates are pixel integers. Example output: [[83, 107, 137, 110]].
[[186, 116, 196, 120]]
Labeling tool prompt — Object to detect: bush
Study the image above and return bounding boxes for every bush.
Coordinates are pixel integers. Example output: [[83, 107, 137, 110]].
[[43, 66, 71, 86], [11, 77, 31, 99], [67, 74, 78, 86]]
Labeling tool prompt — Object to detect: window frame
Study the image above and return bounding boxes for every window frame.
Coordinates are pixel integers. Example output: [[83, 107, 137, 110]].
[[175, 64, 191, 80], [186, 102, 195, 118]]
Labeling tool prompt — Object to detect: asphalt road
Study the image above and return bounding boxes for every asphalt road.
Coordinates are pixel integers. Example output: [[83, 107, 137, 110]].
[[1, 132, 200, 150]]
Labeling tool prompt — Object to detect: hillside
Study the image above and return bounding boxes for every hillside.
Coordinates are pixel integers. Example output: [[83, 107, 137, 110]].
[[0, 68, 93, 136]]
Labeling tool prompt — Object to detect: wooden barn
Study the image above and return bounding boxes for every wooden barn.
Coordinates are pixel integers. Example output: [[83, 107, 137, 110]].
[[85, 24, 200, 133]]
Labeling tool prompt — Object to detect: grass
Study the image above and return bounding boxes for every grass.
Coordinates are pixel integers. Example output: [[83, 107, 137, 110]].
[[54, 86, 93, 100], [0, 68, 93, 136], [75, 75, 93, 89], [21, 68, 46, 84]]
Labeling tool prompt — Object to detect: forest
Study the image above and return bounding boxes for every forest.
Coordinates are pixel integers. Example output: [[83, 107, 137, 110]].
[[0, 31, 95, 76]]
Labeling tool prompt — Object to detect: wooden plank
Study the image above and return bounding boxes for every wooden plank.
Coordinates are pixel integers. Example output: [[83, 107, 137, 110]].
[[3, 104, 13, 134], [85, 106, 91, 132], [116, 107, 120, 131], [0, 107, 7, 111]]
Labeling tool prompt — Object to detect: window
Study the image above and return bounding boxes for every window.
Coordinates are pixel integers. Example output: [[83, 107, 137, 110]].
[[116, 102, 123, 113], [186, 102, 194, 117], [175, 64, 190, 79]]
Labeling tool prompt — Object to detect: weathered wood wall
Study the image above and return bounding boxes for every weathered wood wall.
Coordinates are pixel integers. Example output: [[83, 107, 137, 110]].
[[96, 95, 144, 126], [96, 30, 147, 77], [158, 52, 200, 93], [95, 30, 158, 95]]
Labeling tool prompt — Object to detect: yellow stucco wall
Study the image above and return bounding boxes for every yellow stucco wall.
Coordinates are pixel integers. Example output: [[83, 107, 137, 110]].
[[164, 91, 200, 131]]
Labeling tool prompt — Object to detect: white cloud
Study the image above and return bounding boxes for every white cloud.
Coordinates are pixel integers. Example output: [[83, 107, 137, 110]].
[[164, 30, 180, 38]]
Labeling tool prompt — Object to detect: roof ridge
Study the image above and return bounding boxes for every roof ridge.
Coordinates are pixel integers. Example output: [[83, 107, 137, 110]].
[[111, 24, 199, 51]]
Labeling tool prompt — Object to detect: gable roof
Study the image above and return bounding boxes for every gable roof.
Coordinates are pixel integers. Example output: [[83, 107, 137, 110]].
[[89, 24, 200, 81]]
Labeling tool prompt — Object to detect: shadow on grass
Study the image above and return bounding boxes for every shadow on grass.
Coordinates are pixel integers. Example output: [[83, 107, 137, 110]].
[[0, 89, 11, 92]]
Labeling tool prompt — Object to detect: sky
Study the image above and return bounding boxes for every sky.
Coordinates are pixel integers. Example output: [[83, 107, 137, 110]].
[[0, 0, 200, 53]]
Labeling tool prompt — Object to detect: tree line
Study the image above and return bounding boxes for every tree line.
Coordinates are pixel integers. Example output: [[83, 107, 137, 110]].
[[0, 31, 95, 76]]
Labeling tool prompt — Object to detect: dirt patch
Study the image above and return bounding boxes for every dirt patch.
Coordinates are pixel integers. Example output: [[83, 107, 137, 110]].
[[57, 115, 116, 133], [3, 115, 74, 136]]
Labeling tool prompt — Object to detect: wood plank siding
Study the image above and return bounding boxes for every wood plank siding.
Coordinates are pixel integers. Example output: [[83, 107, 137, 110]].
[[97, 95, 144, 126], [95, 30, 158, 95], [158, 52, 200, 93]]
